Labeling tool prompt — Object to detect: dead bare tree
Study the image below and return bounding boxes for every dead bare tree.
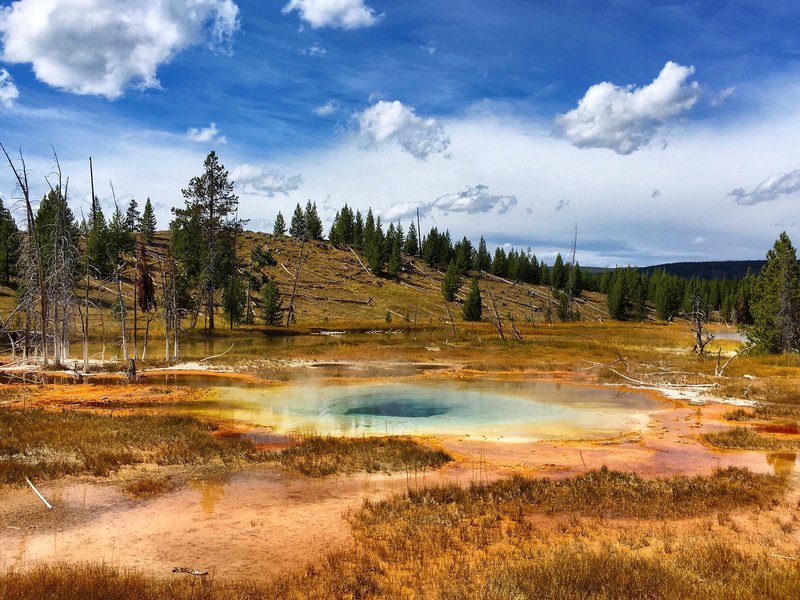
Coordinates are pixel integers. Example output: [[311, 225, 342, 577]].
[[286, 239, 306, 326], [486, 288, 506, 342], [1, 144, 48, 366], [689, 294, 714, 354]]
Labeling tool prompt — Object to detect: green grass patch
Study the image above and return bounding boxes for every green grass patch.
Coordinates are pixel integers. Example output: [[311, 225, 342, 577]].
[[703, 426, 800, 450], [0, 408, 263, 483], [270, 435, 453, 477]]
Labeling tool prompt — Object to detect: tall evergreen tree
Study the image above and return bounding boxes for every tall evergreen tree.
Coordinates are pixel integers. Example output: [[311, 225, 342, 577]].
[[125, 198, 140, 231], [388, 230, 402, 280], [304, 200, 323, 240], [454, 237, 474, 274], [491, 247, 508, 277], [86, 194, 111, 276], [139, 198, 157, 245], [404, 220, 419, 257], [750, 232, 800, 353], [475, 236, 491, 272], [260, 277, 283, 325], [354, 210, 364, 249], [222, 274, 246, 329], [0, 198, 19, 284], [462, 277, 482, 321], [172, 151, 241, 331], [442, 260, 460, 302], [273, 211, 287, 236], [365, 216, 385, 274], [107, 203, 136, 266], [289, 203, 306, 238]]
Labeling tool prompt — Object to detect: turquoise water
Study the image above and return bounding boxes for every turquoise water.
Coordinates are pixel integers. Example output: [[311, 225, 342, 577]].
[[185, 380, 664, 442]]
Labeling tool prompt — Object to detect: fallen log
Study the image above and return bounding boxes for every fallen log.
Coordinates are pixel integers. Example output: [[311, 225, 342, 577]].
[[25, 477, 53, 510], [172, 567, 208, 576]]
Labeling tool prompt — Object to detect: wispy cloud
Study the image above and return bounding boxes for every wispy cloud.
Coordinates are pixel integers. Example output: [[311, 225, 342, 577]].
[[0, 0, 240, 99], [356, 100, 450, 160], [232, 163, 302, 197], [709, 86, 735, 107], [381, 202, 431, 222], [282, 0, 378, 29], [187, 122, 227, 144], [313, 100, 338, 116], [302, 44, 327, 57], [433, 184, 517, 214], [729, 169, 800, 205], [554, 198, 570, 211], [0, 68, 19, 108], [382, 185, 517, 221], [556, 61, 701, 155]]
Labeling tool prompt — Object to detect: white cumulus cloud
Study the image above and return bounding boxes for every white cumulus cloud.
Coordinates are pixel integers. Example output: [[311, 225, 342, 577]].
[[0, 0, 240, 99], [729, 169, 800, 206], [0, 68, 19, 108], [433, 185, 517, 215], [282, 0, 377, 29], [357, 100, 450, 160], [186, 122, 227, 144], [556, 61, 701, 155], [232, 164, 303, 197]]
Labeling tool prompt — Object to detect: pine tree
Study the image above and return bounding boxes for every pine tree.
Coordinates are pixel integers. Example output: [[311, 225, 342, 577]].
[[607, 269, 628, 320], [273, 211, 287, 236], [125, 198, 140, 231], [0, 198, 19, 284], [388, 232, 402, 280], [462, 277, 482, 321], [551, 253, 567, 290], [354, 210, 364, 249], [289, 203, 306, 238], [139, 198, 157, 245], [172, 151, 241, 331], [750, 232, 800, 353], [260, 278, 283, 325], [222, 274, 246, 329], [107, 203, 136, 266], [454, 237, 474, 274], [86, 195, 111, 276], [491, 247, 508, 277], [404, 221, 419, 257], [475, 236, 491, 272], [442, 260, 460, 302], [365, 217, 385, 274], [304, 200, 323, 240]]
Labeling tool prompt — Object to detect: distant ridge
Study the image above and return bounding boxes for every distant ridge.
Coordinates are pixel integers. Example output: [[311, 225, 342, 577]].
[[638, 260, 765, 280]]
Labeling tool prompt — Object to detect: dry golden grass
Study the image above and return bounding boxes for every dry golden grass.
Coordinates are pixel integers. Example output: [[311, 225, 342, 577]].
[[703, 426, 800, 451], [122, 475, 175, 497], [0, 467, 793, 600], [0, 408, 264, 483], [270, 435, 452, 477]]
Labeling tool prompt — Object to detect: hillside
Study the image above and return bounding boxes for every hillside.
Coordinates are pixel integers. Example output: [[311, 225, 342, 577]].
[[239, 230, 611, 327], [0, 230, 612, 339]]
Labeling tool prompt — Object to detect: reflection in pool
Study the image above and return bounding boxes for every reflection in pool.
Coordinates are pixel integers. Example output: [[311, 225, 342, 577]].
[[177, 380, 665, 442]]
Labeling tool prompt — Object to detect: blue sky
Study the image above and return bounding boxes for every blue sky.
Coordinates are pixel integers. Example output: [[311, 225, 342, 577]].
[[1, 0, 799, 266]]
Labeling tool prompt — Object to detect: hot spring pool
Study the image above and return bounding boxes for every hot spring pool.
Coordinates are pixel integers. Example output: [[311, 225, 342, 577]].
[[178, 379, 664, 442]]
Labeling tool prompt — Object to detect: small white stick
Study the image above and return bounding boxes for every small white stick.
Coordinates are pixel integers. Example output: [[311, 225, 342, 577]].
[[25, 476, 53, 510]]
